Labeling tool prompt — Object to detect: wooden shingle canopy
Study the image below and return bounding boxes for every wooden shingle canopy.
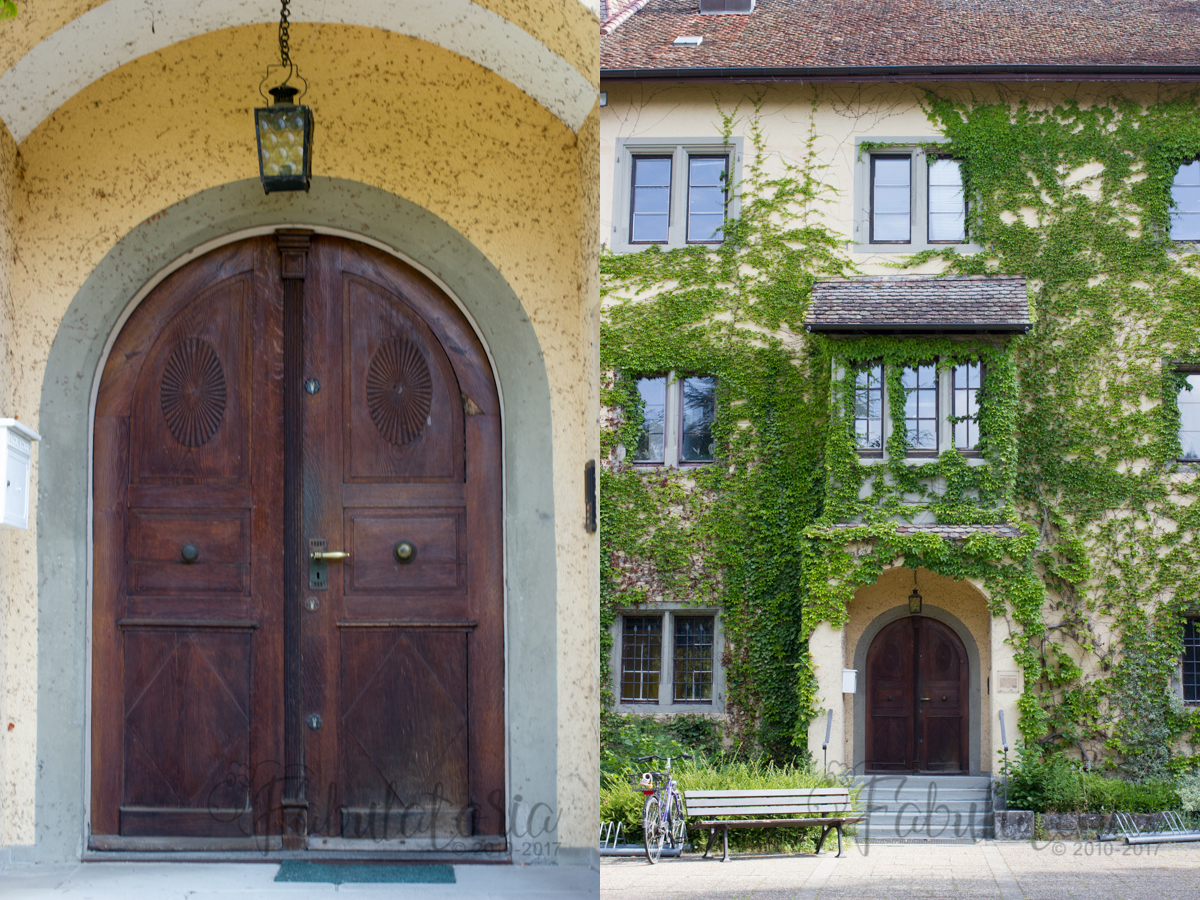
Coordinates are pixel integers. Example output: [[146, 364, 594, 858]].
[[804, 276, 1032, 335]]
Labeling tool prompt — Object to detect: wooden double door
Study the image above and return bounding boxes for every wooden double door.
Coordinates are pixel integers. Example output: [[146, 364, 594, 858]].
[[91, 234, 504, 849], [865, 616, 968, 774]]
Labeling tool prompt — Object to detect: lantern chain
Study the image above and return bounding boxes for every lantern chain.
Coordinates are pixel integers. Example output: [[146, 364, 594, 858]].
[[278, 0, 291, 69]]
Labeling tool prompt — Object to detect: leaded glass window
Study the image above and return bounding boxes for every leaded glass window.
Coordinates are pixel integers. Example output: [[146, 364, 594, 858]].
[[673, 616, 714, 702], [1184, 618, 1200, 702], [621, 616, 662, 702]]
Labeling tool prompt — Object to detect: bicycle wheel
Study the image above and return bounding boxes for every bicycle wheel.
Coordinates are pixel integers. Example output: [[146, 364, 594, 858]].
[[642, 794, 665, 864], [667, 789, 687, 850]]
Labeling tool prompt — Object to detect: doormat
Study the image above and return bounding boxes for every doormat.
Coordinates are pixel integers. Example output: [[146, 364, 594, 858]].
[[274, 861, 456, 884]]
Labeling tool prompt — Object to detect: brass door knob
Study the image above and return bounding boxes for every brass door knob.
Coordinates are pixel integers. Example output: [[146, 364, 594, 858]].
[[394, 541, 416, 563]]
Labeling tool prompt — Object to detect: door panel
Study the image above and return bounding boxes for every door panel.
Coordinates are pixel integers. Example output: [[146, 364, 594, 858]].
[[92, 234, 502, 850], [915, 618, 968, 773], [301, 239, 504, 846], [865, 618, 913, 772], [866, 615, 969, 774]]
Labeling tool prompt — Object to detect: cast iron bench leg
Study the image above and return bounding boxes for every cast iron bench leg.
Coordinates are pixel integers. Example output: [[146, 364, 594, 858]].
[[836, 825, 844, 858], [815, 825, 832, 853], [722, 826, 730, 863], [703, 827, 716, 860]]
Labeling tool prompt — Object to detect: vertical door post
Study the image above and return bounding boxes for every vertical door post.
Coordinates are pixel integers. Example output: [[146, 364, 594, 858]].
[[278, 229, 313, 848]]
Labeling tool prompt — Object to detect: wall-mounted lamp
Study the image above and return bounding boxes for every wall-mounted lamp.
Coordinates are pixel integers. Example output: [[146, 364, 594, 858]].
[[255, 0, 313, 193], [908, 569, 923, 615]]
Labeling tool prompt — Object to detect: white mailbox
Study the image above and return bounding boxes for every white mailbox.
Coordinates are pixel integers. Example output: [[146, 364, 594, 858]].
[[842, 668, 857, 694], [1, 419, 40, 530]]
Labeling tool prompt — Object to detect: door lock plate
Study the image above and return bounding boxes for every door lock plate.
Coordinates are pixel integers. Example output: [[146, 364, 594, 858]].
[[309, 539, 328, 590]]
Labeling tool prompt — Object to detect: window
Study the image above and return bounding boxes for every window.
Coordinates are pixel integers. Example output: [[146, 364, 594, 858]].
[[854, 361, 884, 454], [1179, 373, 1200, 460], [902, 363, 938, 454], [928, 158, 967, 243], [631, 157, 672, 243], [953, 362, 983, 453], [633, 376, 667, 463], [1184, 618, 1200, 702], [687, 157, 729, 243], [611, 137, 743, 252], [871, 156, 911, 243], [855, 141, 975, 253], [620, 616, 662, 702], [1171, 161, 1200, 242], [680, 376, 717, 462], [627, 373, 717, 466], [614, 609, 722, 711], [673, 616, 714, 702]]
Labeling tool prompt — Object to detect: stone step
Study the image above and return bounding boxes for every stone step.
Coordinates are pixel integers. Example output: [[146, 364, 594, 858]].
[[850, 776, 997, 841]]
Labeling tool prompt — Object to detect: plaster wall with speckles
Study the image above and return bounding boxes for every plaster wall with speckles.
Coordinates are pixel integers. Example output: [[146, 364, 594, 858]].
[[0, 7, 599, 861]]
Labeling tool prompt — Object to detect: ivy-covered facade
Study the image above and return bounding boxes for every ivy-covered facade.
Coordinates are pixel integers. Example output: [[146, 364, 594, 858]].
[[601, 5, 1200, 779]]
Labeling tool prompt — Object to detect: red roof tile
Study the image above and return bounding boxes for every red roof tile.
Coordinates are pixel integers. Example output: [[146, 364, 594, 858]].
[[602, 0, 1200, 75]]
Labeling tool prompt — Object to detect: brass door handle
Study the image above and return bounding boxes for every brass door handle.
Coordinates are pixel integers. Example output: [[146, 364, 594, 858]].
[[310, 550, 350, 560], [919, 697, 931, 702]]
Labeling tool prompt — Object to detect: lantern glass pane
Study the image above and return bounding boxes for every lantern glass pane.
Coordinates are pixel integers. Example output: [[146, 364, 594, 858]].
[[257, 106, 308, 178]]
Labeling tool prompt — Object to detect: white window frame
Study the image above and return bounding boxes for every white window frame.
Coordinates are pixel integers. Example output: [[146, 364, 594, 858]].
[[1171, 159, 1200, 243], [853, 138, 982, 255], [621, 371, 717, 467], [610, 136, 744, 253], [611, 606, 725, 714]]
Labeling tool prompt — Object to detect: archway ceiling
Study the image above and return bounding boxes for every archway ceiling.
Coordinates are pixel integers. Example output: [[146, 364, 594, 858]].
[[0, 0, 597, 143]]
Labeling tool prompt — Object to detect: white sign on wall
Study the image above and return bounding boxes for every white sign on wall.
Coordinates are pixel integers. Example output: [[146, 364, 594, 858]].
[[1, 419, 41, 530], [996, 669, 1022, 694]]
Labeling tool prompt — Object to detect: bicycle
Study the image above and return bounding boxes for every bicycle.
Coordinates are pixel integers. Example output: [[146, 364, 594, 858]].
[[635, 753, 692, 863]]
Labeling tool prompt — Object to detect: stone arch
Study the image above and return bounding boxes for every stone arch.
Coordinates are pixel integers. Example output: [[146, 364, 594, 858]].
[[0, 0, 595, 143], [849, 569, 987, 776], [35, 177, 557, 859]]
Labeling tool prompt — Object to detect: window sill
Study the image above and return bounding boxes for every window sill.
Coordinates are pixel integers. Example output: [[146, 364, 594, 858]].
[[856, 449, 884, 459], [852, 241, 983, 255]]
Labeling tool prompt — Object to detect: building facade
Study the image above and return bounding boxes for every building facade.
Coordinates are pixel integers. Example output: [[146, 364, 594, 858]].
[[600, 0, 1200, 787], [0, 0, 601, 867]]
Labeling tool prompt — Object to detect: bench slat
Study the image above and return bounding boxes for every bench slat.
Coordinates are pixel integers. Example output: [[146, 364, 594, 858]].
[[684, 789, 849, 799], [693, 816, 865, 829], [686, 801, 854, 811], [686, 804, 852, 816]]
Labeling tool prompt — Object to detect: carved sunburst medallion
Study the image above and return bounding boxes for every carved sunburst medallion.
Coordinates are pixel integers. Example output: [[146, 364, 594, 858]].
[[366, 337, 433, 445], [160, 338, 227, 447]]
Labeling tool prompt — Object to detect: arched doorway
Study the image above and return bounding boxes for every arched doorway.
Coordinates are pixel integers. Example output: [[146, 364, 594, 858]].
[[865, 616, 968, 774], [90, 233, 503, 850]]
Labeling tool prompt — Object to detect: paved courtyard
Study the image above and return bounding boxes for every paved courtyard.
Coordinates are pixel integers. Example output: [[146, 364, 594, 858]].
[[601, 841, 1200, 899]]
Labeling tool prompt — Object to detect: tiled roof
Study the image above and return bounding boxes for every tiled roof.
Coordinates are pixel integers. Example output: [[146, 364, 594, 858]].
[[829, 523, 1025, 540], [602, 0, 1200, 75], [805, 276, 1031, 334]]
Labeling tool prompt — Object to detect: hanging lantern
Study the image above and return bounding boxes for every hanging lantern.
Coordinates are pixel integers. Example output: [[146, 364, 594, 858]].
[[908, 570, 923, 615], [255, 0, 313, 193]]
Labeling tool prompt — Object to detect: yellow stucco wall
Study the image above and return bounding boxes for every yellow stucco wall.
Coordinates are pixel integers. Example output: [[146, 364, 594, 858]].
[[0, 11, 599, 852]]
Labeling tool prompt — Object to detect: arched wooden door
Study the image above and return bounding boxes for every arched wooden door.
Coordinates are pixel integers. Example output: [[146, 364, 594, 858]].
[[91, 234, 504, 851], [865, 616, 968, 774]]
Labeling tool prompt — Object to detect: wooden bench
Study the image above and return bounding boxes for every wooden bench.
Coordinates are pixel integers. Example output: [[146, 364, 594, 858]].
[[683, 787, 864, 861]]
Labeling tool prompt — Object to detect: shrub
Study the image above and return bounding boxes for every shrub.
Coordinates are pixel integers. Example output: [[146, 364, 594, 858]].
[[1003, 745, 1181, 813]]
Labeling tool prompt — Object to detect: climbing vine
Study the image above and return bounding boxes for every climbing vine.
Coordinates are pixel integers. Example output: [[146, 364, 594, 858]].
[[601, 87, 1200, 776]]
